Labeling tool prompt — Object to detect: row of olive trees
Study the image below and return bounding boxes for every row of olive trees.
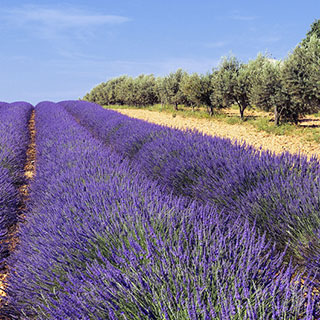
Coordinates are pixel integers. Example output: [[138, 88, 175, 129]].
[[83, 74, 159, 107], [84, 21, 320, 125], [249, 35, 320, 125]]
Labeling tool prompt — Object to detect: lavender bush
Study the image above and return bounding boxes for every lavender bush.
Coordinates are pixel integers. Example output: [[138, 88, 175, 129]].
[[5, 102, 318, 319], [61, 100, 320, 271], [0, 102, 33, 263]]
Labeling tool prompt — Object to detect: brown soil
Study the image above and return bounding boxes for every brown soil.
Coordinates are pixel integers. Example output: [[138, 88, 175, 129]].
[[0, 110, 36, 306], [114, 109, 320, 159], [221, 107, 320, 127], [19, 109, 36, 198]]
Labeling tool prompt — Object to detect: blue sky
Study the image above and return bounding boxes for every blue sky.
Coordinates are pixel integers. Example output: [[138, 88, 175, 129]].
[[0, 0, 319, 104]]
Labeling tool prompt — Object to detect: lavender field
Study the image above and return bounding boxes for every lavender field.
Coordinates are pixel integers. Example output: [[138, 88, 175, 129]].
[[1, 101, 320, 319]]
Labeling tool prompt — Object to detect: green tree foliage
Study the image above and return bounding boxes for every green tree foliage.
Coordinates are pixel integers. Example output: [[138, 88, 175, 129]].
[[178, 72, 216, 115], [116, 76, 136, 105], [248, 55, 290, 125], [134, 74, 159, 106], [83, 21, 320, 124], [84, 75, 159, 107], [247, 54, 270, 111], [249, 37, 320, 125], [282, 35, 320, 123], [180, 72, 203, 111], [210, 70, 226, 111], [212, 56, 251, 119], [235, 63, 251, 119], [161, 69, 186, 110], [199, 73, 215, 116], [301, 19, 320, 46], [106, 76, 128, 105], [155, 77, 167, 106], [83, 82, 108, 105]]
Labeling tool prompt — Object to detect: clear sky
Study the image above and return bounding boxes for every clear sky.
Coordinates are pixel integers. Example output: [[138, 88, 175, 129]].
[[0, 0, 319, 104]]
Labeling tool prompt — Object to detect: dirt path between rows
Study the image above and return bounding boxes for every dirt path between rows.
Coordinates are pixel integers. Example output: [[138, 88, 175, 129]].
[[20, 109, 36, 197], [114, 109, 320, 159], [0, 110, 36, 318]]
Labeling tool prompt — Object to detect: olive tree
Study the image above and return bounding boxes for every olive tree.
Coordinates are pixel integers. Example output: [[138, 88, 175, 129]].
[[134, 74, 159, 106], [248, 55, 290, 125], [161, 69, 186, 110], [301, 19, 320, 46], [200, 73, 215, 116], [212, 56, 251, 119], [281, 35, 320, 123], [179, 72, 203, 111]]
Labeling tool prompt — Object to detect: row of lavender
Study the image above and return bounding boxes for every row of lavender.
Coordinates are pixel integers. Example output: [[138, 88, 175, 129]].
[[0, 102, 32, 265], [61, 100, 320, 272], [5, 102, 318, 319]]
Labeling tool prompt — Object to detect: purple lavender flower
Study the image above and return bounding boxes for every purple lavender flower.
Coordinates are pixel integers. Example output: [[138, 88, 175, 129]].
[[60, 100, 320, 274], [3, 102, 318, 319]]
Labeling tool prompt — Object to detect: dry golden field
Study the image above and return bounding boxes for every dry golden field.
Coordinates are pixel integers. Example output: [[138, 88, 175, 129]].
[[114, 108, 320, 159]]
